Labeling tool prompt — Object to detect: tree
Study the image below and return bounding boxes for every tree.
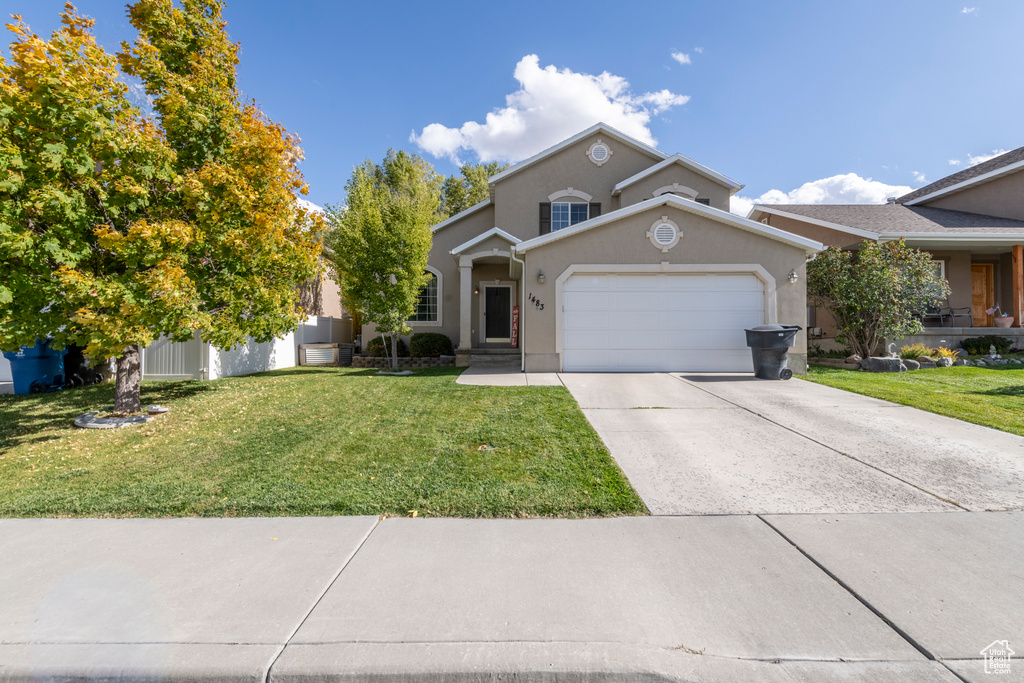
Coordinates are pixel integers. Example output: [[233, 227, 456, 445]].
[[0, 2, 324, 413], [807, 240, 950, 358], [439, 161, 508, 218], [325, 150, 440, 369]]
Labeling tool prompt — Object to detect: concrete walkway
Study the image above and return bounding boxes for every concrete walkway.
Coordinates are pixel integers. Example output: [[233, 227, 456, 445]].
[[3, 513, 1020, 682]]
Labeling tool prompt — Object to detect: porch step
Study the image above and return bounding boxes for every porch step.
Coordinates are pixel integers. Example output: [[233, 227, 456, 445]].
[[457, 349, 521, 368]]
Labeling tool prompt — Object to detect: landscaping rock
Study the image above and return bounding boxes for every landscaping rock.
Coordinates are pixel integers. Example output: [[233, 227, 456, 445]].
[[919, 362, 937, 369], [845, 354, 862, 364], [858, 357, 907, 373], [953, 359, 969, 366], [975, 360, 987, 366], [915, 356, 936, 365], [903, 359, 921, 371], [936, 357, 953, 368]]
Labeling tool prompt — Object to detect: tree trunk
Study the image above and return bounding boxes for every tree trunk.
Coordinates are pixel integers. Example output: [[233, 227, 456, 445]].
[[390, 334, 399, 371], [114, 344, 142, 414]]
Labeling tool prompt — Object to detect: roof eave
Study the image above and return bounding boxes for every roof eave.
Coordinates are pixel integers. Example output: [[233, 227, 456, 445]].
[[431, 199, 491, 234], [901, 159, 1024, 206]]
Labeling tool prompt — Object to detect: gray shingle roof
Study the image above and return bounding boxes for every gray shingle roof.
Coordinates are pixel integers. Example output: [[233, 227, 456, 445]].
[[760, 204, 1024, 234], [896, 145, 1024, 204]]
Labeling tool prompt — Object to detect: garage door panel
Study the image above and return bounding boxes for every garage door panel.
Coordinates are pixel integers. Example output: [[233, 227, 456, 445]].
[[562, 272, 766, 373]]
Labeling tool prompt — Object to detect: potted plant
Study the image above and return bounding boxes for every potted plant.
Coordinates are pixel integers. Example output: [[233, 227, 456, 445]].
[[985, 305, 1015, 328]]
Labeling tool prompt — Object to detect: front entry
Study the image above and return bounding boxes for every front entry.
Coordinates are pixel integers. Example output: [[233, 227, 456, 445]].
[[971, 263, 995, 326], [483, 285, 512, 344]]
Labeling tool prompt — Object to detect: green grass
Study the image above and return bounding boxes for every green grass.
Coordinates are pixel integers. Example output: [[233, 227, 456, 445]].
[[802, 364, 1024, 437], [0, 367, 646, 518]]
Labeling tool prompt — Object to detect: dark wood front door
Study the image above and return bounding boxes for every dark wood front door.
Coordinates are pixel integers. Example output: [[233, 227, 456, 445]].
[[484, 286, 511, 342], [971, 264, 995, 326]]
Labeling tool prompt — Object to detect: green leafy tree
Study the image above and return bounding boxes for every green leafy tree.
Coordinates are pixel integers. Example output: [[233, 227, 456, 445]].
[[439, 161, 508, 217], [0, 2, 324, 413], [807, 240, 950, 358], [325, 150, 440, 369]]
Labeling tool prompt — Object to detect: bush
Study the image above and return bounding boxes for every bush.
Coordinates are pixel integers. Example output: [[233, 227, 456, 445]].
[[960, 335, 1013, 355], [808, 343, 853, 359], [934, 346, 960, 360], [899, 342, 935, 360], [365, 335, 409, 357], [409, 332, 454, 357]]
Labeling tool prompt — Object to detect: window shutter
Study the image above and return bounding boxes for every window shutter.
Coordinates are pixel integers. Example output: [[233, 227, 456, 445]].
[[539, 202, 551, 235], [589, 202, 601, 218]]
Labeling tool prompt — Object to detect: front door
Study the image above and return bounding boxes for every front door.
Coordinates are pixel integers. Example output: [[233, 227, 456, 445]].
[[484, 286, 512, 343], [971, 264, 995, 326]]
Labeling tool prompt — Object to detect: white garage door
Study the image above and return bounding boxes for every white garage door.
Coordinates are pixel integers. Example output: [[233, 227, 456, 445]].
[[562, 272, 765, 372]]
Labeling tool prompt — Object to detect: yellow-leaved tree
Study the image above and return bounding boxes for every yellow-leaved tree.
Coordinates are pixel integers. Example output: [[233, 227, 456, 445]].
[[0, 1, 325, 413]]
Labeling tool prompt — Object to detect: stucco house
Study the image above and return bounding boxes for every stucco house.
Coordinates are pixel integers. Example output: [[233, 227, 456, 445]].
[[748, 146, 1024, 350], [366, 123, 822, 373]]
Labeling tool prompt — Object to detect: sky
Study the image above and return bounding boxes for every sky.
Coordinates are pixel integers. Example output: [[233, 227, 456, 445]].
[[6, 0, 1023, 216]]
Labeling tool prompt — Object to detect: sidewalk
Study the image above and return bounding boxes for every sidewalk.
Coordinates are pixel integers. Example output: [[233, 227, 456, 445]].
[[1, 513, 1020, 682]]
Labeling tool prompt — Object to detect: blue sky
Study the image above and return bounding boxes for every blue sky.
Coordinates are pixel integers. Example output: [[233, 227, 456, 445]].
[[7, 0, 1023, 214]]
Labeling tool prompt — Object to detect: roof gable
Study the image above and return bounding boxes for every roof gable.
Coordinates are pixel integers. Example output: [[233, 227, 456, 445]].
[[486, 123, 668, 186], [613, 153, 743, 196], [515, 195, 823, 255], [898, 145, 1024, 205], [449, 227, 521, 256]]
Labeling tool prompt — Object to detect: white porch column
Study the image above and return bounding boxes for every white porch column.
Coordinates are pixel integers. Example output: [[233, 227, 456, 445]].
[[459, 259, 473, 350]]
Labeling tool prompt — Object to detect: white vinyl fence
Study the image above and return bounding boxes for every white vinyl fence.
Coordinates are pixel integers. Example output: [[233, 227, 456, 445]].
[[141, 315, 352, 381]]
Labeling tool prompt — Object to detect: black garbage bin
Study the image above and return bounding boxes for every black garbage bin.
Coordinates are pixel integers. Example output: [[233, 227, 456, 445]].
[[744, 324, 802, 380]]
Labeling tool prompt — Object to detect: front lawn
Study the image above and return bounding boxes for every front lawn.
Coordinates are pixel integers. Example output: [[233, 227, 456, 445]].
[[802, 364, 1024, 437], [0, 367, 646, 518]]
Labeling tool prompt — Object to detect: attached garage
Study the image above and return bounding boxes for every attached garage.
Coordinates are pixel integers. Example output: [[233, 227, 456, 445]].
[[561, 272, 765, 372]]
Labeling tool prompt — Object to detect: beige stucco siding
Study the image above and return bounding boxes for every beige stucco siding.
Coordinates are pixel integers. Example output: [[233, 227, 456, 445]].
[[923, 170, 1024, 221], [518, 205, 810, 372], [617, 164, 731, 212], [493, 135, 661, 240]]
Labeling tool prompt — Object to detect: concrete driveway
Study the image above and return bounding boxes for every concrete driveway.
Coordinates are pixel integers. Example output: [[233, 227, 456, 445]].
[[561, 373, 1024, 515]]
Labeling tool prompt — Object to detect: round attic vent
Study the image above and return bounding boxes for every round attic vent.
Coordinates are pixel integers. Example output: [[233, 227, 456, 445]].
[[653, 223, 676, 245], [647, 216, 682, 253], [587, 140, 613, 166]]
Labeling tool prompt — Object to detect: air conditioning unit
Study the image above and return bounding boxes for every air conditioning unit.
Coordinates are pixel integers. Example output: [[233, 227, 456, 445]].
[[299, 343, 355, 367]]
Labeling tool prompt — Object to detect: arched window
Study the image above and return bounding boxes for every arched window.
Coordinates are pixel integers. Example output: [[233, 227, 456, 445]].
[[409, 268, 441, 324]]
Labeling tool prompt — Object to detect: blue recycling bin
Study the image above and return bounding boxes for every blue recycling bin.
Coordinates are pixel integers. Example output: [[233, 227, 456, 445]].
[[3, 340, 66, 394]]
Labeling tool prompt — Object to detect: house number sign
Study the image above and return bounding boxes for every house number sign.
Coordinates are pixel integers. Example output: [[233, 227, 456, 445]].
[[528, 293, 545, 310]]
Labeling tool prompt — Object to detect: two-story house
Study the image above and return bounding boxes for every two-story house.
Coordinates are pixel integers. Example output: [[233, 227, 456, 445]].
[[366, 123, 822, 373]]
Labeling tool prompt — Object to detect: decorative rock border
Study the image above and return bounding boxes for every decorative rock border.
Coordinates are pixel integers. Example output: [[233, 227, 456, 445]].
[[351, 356, 456, 369], [74, 405, 169, 429]]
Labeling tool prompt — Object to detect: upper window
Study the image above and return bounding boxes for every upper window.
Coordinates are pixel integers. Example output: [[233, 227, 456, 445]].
[[409, 270, 438, 322], [932, 259, 946, 281], [552, 202, 589, 231]]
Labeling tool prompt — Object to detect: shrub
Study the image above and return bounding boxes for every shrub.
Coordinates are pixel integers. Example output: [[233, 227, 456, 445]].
[[934, 346, 960, 360], [808, 343, 853, 359], [899, 342, 935, 360], [960, 335, 1013, 355], [409, 332, 454, 357], [365, 335, 409, 358]]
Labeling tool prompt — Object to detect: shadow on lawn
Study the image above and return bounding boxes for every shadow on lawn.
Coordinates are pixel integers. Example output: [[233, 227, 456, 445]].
[[0, 379, 215, 450], [978, 384, 1024, 397]]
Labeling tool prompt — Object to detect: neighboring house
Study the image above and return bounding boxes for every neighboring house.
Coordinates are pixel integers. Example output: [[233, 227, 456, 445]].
[[748, 146, 1024, 350], [366, 123, 822, 373]]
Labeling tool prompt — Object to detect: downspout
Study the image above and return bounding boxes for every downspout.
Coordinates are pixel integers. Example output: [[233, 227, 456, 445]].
[[510, 247, 526, 372]]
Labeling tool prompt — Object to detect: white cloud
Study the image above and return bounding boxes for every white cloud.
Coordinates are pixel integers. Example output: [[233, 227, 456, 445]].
[[913, 171, 927, 182], [729, 173, 914, 216], [962, 6, 977, 14], [296, 198, 324, 214], [694, 47, 704, 54], [410, 55, 690, 164], [948, 159, 962, 166], [967, 149, 1007, 166], [670, 51, 691, 65]]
